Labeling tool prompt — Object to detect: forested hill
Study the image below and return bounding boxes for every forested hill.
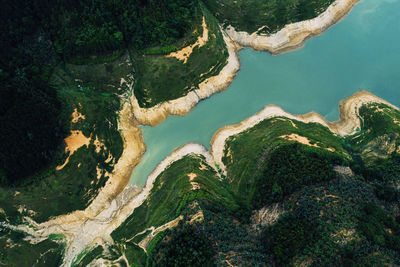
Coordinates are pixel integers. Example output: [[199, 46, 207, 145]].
[[0, 0, 338, 184], [0, 0, 198, 184], [2, 0, 197, 59]]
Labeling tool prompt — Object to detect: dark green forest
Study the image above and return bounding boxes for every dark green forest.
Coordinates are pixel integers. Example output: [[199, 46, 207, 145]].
[[0, 0, 197, 184], [109, 106, 400, 266], [252, 142, 347, 208], [147, 222, 214, 266], [0, 0, 339, 184], [140, 144, 400, 266], [2, 1, 400, 265]]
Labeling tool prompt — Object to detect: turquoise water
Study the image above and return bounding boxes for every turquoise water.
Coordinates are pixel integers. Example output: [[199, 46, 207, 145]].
[[130, 0, 400, 186]]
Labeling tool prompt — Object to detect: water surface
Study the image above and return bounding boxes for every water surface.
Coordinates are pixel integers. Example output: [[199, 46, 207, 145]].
[[130, 0, 400, 186]]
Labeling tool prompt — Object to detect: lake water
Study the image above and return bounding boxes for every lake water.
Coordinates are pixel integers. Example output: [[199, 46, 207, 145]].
[[130, 0, 400, 186]]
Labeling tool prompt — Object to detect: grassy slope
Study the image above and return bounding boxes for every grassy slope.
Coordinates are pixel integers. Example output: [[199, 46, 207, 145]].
[[222, 117, 349, 202], [1, 1, 362, 265], [345, 103, 400, 167], [112, 155, 238, 242], [109, 154, 243, 266], [0, 54, 132, 224], [108, 104, 400, 266], [133, 4, 229, 108], [0, 0, 342, 225], [0, 228, 64, 267]]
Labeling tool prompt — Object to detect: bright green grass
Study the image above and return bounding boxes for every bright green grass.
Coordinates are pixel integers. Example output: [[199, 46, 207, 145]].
[[344, 103, 400, 181], [222, 117, 349, 200], [345, 103, 400, 158], [112, 155, 238, 244]]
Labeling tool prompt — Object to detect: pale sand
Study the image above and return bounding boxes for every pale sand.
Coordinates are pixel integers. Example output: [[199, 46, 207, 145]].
[[280, 133, 335, 152], [225, 0, 360, 55], [93, 135, 105, 154], [56, 134, 107, 171], [56, 130, 90, 171], [71, 108, 85, 123], [134, 215, 184, 251], [166, 16, 209, 64], [10, 1, 368, 264]]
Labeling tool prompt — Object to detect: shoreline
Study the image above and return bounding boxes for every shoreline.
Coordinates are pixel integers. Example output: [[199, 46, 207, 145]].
[[131, 91, 398, 194], [210, 91, 399, 173], [94, 91, 399, 247], [39, 101, 146, 225], [225, 0, 360, 54], [33, 101, 147, 266], [130, 0, 360, 127], [130, 31, 241, 126], [20, 91, 398, 266], [16, 1, 365, 264]]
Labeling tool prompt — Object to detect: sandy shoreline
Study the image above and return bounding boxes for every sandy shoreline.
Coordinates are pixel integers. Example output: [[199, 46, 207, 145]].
[[31, 101, 146, 266], [130, 32, 241, 126], [225, 0, 360, 54], [130, 0, 360, 127], [15, 1, 366, 264], [12, 91, 398, 266], [101, 91, 398, 240], [210, 91, 399, 173]]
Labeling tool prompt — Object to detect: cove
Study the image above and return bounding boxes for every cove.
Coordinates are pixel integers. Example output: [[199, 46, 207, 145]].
[[130, 0, 400, 186]]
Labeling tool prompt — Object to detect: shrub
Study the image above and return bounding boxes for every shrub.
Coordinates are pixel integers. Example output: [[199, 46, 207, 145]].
[[262, 213, 320, 264]]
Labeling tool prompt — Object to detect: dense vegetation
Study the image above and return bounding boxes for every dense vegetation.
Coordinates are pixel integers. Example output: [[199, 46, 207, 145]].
[[0, 72, 66, 184], [0, 0, 199, 185], [2, 0, 400, 265], [0, 2, 65, 184], [0, 0, 339, 184], [3, 0, 197, 60], [252, 142, 346, 207], [46, 0, 197, 58], [262, 213, 320, 264], [0, 227, 64, 267], [358, 203, 400, 252], [147, 223, 214, 266], [108, 104, 400, 266], [203, 0, 335, 34]]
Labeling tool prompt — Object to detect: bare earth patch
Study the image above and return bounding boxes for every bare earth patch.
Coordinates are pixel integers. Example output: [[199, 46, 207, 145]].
[[250, 203, 285, 233], [166, 16, 209, 64], [187, 173, 200, 190], [134, 215, 184, 252], [56, 130, 90, 171], [331, 229, 356, 244], [93, 135, 106, 153], [199, 163, 208, 170], [334, 165, 354, 177], [71, 107, 85, 123], [280, 133, 335, 152]]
